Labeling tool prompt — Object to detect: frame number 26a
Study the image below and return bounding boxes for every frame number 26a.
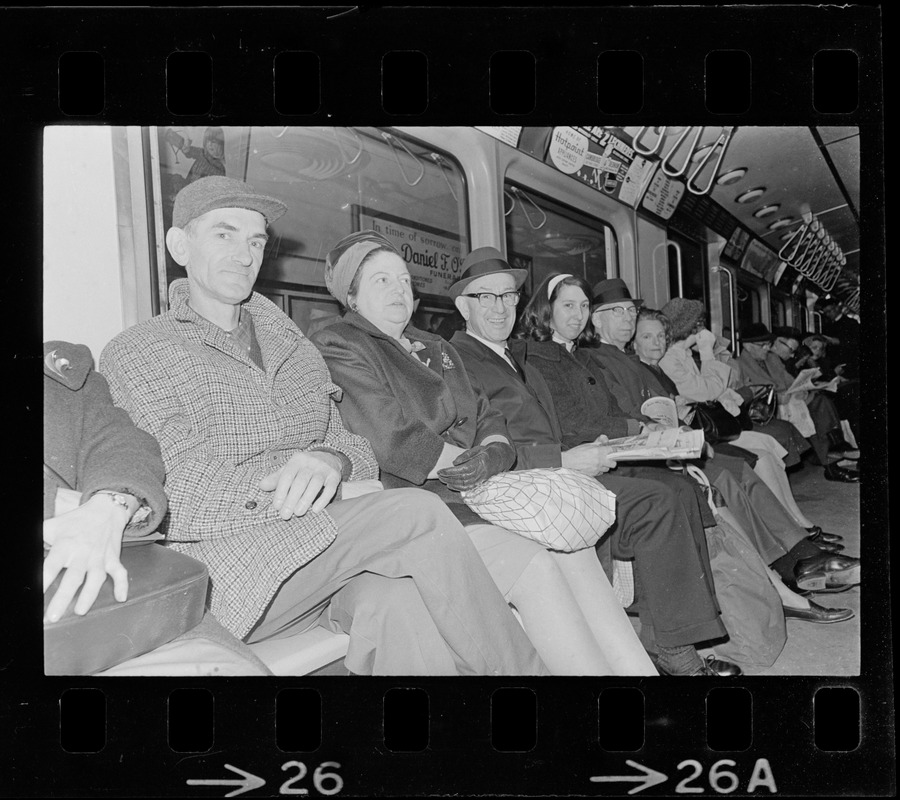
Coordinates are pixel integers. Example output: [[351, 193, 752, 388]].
[[676, 759, 777, 794]]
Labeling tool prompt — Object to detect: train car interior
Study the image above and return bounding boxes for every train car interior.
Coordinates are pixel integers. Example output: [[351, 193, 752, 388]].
[[43, 124, 866, 677]]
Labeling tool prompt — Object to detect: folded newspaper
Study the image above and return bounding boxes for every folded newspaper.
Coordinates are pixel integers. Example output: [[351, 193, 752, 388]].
[[604, 427, 706, 461], [640, 396, 679, 428], [785, 367, 841, 394]]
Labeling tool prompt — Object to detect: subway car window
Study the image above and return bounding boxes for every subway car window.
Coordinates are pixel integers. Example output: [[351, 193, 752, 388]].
[[503, 182, 616, 295], [770, 289, 788, 328], [736, 276, 763, 331], [153, 126, 468, 334], [666, 231, 708, 304]]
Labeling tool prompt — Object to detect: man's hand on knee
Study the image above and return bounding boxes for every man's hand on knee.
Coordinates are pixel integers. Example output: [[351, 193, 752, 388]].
[[259, 452, 343, 519]]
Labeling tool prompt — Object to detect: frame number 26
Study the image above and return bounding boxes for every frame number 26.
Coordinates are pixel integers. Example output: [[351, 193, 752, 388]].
[[280, 761, 343, 796]]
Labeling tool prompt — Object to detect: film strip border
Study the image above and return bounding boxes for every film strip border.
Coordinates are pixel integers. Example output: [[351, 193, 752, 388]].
[[6, 5, 889, 798], [7, 680, 895, 796], [4, 6, 882, 122]]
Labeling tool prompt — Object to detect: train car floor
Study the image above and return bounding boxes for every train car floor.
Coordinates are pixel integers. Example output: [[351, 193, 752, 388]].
[[714, 461, 861, 677]]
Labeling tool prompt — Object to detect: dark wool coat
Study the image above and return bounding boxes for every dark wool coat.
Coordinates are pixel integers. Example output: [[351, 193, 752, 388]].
[[589, 343, 660, 422], [100, 280, 378, 639], [449, 331, 565, 471], [43, 341, 167, 529], [519, 340, 642, 448], [312, 313, 509, 525]]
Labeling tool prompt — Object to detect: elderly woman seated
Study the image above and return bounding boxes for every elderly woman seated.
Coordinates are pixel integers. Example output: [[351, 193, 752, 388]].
[[657, 299, 830, 521], [310, 231, 655, 676]]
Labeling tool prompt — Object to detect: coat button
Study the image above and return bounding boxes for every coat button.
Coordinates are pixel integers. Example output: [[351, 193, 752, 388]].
[[588, 377, 596, 385], [245, 500, 258, 510]]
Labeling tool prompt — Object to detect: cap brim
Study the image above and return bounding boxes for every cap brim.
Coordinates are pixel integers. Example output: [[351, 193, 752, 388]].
[[213, 193, 288, 225]]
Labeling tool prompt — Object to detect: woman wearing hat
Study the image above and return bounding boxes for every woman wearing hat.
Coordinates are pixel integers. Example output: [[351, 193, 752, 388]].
[[310, 233, 656, 676]]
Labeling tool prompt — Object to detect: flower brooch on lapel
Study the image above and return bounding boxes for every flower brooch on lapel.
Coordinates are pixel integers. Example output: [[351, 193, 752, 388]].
[[441, 350, 456, 371]]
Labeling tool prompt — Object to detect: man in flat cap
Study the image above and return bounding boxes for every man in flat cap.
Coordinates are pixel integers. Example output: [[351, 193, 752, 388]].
[[100, 177, 546, 676]]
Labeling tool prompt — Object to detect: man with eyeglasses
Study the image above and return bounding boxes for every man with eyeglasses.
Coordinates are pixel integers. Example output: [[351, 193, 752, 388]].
[[448, 252, 744, 677], [589, 279, 669, 429]]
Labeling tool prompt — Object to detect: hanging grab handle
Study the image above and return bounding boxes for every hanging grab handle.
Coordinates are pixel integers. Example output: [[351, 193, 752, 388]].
[[429, 153, 458, 203], [686, 126, 736, 196], [503, 189, 516, 217], [380, 131, 425, 186], [331, 127, 364, 165], [661, 127, 704, 177], [633, 126, 668, 156], [509, 186, 547, 230]]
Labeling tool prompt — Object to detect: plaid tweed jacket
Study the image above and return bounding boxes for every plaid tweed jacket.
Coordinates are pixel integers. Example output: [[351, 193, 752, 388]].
[[100, 280, 378, 638]]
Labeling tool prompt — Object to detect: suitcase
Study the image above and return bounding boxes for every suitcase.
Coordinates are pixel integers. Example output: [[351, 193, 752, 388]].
[[43, 543, 208, 675]]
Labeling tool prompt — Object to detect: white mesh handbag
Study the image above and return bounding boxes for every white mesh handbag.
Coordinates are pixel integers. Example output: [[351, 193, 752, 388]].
[[460, 468, 617, 552]]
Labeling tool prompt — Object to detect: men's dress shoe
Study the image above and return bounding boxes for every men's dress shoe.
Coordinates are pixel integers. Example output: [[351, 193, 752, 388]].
[[704, 656, 743, 677], [650, 653, 742, 677], [795, 554, 860, 592], [824, 464, 860, 483], [810, 540, 845, 554], [784, 600, 855, 624], [806, 526, 844, 544], [836, 449, 860, 460]]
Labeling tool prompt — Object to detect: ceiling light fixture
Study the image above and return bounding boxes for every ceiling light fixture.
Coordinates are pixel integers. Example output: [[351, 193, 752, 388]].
[[736, 187, 767, 203], [716, 167, 748, 186], [754, 204, 781, 218], [768, 217, 795, 231]]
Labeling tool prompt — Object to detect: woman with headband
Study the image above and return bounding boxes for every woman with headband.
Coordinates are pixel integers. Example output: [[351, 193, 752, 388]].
[[311, 232, 656, 676], [515, 273, 747, 675]]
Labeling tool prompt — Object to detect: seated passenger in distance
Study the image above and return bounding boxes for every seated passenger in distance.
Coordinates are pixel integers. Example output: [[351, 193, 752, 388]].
[[734, 322, 857, 484], [100, 177, 546, 676], [43, 340, 271, 675], [311, 233, 655, 676]]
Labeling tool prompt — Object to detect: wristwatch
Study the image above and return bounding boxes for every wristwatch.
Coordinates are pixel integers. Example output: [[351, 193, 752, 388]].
[[92, 490, 151, 526]]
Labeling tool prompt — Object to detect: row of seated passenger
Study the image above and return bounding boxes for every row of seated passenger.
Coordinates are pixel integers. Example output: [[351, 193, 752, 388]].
[[43, 176, 860, 676]]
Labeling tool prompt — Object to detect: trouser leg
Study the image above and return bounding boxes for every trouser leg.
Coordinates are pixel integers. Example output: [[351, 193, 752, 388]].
[[709, 467, 804, 564], [599, 474, 725, 648], [247, 488, 546, 676], [617, 465, 717, 598], [807, 393, 842, 464], [323, 574, 456, 675]]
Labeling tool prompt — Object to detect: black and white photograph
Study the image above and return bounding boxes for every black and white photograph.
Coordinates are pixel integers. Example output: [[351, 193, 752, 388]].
[[7, 5, 891, 798]]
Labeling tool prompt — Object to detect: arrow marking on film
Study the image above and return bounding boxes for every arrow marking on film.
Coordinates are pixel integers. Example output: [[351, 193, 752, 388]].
[[187, 764, 266, 797], [590, 760, 668, 795]]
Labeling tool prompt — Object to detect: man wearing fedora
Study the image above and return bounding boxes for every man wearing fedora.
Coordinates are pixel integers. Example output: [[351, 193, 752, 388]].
[[99, 177, 549, 676], [588, 278, 667, 424], [448, 249, 743, 677], [735, 322, 858, 484]]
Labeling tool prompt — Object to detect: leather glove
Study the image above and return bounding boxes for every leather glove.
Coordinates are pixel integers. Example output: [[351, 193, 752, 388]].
[[436, 442, 516, 492]]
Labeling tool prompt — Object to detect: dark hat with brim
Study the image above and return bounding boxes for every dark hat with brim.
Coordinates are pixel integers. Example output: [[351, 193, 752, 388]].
[[741, 322, 774, 343], [173, 176, 287, 229], [449, 247, 527, 300], [591, 277, 643, 309]]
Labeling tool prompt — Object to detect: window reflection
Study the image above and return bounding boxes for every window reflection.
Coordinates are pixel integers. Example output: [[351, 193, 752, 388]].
[[504, 182, 614, 294], [155, 126, 469, 312]]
